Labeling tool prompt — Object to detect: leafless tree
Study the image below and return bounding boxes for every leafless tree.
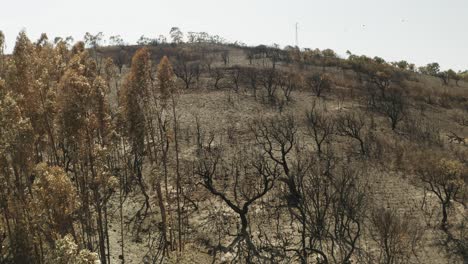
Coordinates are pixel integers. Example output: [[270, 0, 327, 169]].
[[415, 154, 466, 230], [195, 147, 280, 263], [115, 47, 129, 74], [227, 66, 242, 92], [202, 54, 216, 73], [244, 67, 259, 99], [221, 50, 230, 66], [245, 49, 255, 65], [364, 82, 379, 110], [252, 116, 367, 263], [173, 52, 200, 89], [306, 102, 335, 155], [336, 112, 368, 156], [210, 68, 225, 90], [400, 116, 442, 147], [376, 89, 406, 130], [266, 45, 281, 69], [369, 71, 391, 99], [306, 73, 332, 97], [194, 114, 215, 154], [278, 147, 368, 264], [251, 114, 297, 192], [258, 68, 280, 104], [279, 72, 301, 102], [370, 208, 423, 264]]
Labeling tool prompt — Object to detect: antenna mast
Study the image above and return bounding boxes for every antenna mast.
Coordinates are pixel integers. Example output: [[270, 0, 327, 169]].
[[295, 22, 299, 47]]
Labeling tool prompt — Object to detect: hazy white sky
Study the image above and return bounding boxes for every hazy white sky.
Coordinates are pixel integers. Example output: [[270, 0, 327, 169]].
[[2, 0, 467, 70]]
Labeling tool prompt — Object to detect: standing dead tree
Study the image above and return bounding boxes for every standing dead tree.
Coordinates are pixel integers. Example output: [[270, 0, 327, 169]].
[[369, 71, 392, 99], [202, 53, 216, 74], [210, 68, 225, 90], [243, 67, 259, 99], [251, 115, 298, 201], [376, 88, 406, 130], [258, 67, 280, 104], [415, 155, 466, 231], [227, 66, 242, 92], [195, 147, 280, 263], [279, 72, 301, 102], [221, 50, 230, 66], [370, 208, 422, 264], [298, 158, 367, 264], [114, 47, 129, 74], [305, 73, 332, 97], [305, 102, 335, 155], [172, 51, 200, 89], [252, 114, 367, 263], [336, 112, 369, 156], [245, 49, 255, 65]]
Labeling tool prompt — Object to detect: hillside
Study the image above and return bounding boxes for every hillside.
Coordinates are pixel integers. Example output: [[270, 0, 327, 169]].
[[0, 33, 466, 264]]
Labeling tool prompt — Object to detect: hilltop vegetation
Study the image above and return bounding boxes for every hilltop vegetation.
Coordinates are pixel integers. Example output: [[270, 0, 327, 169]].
[[0, 29, 466, 264]]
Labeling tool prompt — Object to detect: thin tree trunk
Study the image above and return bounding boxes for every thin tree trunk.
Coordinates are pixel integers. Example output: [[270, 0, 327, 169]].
[[171, 95, 183, 252]]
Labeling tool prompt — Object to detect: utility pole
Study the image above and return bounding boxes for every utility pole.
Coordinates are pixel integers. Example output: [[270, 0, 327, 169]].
[[295, 22, 299, 47]]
